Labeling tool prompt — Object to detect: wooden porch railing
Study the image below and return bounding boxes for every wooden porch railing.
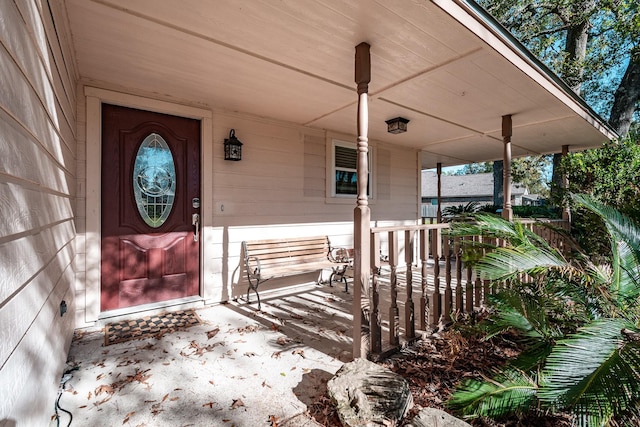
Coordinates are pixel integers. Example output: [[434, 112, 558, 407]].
[[365, 219, 570, 360]]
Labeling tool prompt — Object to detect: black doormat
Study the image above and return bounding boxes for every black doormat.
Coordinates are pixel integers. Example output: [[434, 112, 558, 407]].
[[104, 309, 201, 346]]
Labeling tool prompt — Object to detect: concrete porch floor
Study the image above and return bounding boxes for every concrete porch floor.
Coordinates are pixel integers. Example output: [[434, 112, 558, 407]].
[[51, 259, 459, 427], [51, 283, 356, 427]]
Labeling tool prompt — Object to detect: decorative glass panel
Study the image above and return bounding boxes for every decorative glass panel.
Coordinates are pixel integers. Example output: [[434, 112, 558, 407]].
[[133, 133, 176, 228]]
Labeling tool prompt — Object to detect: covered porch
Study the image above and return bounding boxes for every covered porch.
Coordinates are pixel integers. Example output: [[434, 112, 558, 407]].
[[64, 0, 615, 351], [53, 216, 569, 425], [0, 0, 618, 424]]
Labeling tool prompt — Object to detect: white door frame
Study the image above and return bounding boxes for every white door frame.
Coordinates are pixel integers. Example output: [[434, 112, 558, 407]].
[[83, 87, 213, 322]]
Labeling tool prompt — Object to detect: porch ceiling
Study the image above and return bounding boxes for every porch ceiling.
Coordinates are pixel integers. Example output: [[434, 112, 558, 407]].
[[63, 0, 616, 168]]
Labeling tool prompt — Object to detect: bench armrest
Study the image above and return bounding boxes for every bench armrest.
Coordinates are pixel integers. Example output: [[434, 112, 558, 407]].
[[329, 247, 353, 264], [245, 255, 262, 279]]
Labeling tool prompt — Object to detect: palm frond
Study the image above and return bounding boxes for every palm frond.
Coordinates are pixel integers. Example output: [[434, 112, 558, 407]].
[[483, 289, 562, 341], [509, 341, 555, 373], [573, 194, 640, 261], [474, 245, 569, 282], [447, 368, 538, 418], [449, 214, 547, 248], [548, 272, 608, 321], [447, 194, 640, 425], [539, 319, 640, 426], [449, 214, 579, 283], [573, 194, 640, 308]]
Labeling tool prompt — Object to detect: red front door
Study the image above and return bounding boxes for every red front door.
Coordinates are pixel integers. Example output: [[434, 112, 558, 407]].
[[101, 104, 201, 311]]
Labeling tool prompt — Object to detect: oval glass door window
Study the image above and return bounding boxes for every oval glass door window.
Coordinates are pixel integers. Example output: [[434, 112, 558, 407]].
[[133, 133, 176, 228]]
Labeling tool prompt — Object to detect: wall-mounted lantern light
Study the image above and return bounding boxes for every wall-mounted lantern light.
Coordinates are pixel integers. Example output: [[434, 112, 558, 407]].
[[224, 129, 243, 161], [385, 117, 409, 134]]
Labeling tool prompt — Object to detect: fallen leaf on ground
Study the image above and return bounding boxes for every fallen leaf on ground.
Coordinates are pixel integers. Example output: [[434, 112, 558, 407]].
[[206, 328, 220, 339], [150, 402, 164, 416], [268, 414, 280, 426], [93, 397, 111, 406], [116, 368, 151, 387], [122, 411, 135, 424], [237, 325, 259, 334], [292, 349, 305, 358], [276, 337, 291, 346], [231, 398, 245, 409], [95, 384, 114, 396]]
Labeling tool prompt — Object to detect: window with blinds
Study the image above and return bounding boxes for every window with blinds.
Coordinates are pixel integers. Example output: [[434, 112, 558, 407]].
[[333, 140, 370, 196]]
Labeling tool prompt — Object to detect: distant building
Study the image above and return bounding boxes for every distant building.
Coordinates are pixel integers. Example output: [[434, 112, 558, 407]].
[[421, 171, 528, 218], [522, 194, 546, 206]]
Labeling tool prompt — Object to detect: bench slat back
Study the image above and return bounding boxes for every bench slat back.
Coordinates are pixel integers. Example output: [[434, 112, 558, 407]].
[[244, 236, 330, 269]]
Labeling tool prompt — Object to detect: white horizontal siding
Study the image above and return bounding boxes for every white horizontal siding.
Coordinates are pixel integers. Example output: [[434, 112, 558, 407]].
[[0, 0, 77, 425], [202, 113, 420, 302]]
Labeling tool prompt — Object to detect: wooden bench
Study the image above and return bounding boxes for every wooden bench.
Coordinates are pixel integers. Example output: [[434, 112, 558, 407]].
[[242, 236, 352, 309]]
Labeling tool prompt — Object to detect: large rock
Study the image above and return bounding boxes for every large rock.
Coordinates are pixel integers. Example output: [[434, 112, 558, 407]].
[[327, 358, 413, 426], [407, 408, 472, 427]]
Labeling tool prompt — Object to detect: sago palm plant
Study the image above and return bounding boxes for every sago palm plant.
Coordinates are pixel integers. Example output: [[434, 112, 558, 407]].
[[442, 201, 482, 221], [445, 194, 640, 426]]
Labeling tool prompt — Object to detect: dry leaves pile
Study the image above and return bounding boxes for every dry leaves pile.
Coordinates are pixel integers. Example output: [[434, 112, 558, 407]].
[[308, 329, 573, 427]]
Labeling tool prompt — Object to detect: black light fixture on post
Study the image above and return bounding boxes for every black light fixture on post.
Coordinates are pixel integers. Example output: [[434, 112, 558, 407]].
[[224, 129, 243, 161], [385, 117, 409, 134]]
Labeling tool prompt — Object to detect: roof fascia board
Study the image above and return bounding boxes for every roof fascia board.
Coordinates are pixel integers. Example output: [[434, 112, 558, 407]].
[[431, 0, 618, 142]]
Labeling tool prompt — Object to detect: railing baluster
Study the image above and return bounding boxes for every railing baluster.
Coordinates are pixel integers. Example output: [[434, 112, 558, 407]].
[[404, 229, 415, 340], [474, 235, 483, 305], [430, 228, 441, 327], [370, 232, 382, 356], [443, 235, 452, 321], [455, 236, 463, 314], [365, 218, 570, 344], [419, 228, 429, 330], [483, 237, 492, 300], [388, 230, 399, 347], [465, 236, 474, 313]]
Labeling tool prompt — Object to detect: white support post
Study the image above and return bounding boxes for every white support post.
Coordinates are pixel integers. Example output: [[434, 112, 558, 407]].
[[502, 115, 513, 221], [353, 42, 371, 359], [436, 162, 442, 223]]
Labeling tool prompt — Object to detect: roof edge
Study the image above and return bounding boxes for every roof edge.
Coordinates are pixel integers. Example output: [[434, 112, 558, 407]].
[[433, 0, 619, 142]]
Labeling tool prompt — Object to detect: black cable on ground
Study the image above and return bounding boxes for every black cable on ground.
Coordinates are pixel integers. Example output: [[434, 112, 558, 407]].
[[55, 367, 78, 427], [55, 391, 72, 427]]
